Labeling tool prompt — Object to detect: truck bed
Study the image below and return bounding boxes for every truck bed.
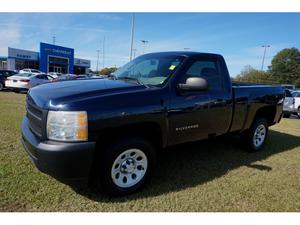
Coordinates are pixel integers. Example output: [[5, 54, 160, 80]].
[[230, 84, 284, 133]]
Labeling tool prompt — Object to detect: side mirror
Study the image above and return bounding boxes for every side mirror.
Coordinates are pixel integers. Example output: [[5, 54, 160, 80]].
[[177, 77, 208, 92]]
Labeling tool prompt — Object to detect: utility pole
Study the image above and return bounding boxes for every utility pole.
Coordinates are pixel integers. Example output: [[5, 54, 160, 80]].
[[129, 13, 135, 61], [96, 50, 100, 73], [102, 36, 105, 69], [132, 49, 137, 59], [261, 45, 270, 71], [141, 40, 149, 54], [52, 36, 56, 45]]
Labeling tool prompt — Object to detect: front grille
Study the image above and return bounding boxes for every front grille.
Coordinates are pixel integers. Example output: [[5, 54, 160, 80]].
[[26, 97, 43, 138]]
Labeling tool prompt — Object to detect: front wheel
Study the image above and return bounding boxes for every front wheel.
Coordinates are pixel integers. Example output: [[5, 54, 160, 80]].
[[241, 118, 269, 152], [95, 137, 156, 196]]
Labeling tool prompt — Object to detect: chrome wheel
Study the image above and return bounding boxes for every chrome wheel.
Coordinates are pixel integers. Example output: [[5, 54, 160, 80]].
[[253, 124, 266, 148], [111, 149, 148, 188]]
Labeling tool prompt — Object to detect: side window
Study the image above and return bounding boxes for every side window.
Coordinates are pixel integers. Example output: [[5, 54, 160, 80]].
[[36, 75, 45, 79], [183, 59, 223, 91]]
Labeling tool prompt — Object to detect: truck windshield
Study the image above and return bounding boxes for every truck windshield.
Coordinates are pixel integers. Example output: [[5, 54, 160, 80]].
[[114, 54, 185, 86]]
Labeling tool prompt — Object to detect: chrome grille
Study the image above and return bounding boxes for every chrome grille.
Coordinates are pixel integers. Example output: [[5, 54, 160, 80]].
[[26, 97, 43, 138]]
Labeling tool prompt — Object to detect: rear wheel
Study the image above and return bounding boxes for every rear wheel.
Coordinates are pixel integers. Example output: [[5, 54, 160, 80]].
[[95, 137, 156, 196], [283, 113, 290, 118], [241, 118, 269, 152], [297, 107, 300, 118], [0, 83, 3, 91]]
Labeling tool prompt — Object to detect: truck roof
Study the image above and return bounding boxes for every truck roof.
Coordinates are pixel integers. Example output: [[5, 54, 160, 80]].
[[142, 51, 222, 58]]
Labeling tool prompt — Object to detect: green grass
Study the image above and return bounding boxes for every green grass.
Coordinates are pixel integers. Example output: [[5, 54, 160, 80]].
[[1, 91, 300, 212]]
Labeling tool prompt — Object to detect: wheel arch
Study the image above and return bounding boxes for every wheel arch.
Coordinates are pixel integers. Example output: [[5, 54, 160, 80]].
[[94, 122, 165, 152], [252, 105, 277, 126]]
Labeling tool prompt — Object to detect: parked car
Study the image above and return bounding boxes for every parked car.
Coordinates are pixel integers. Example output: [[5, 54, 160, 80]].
[[291, 90, 300, 117], [21, 52, 284, 195], [283, 89, 297, 118], [5, 73, 54, 92], [47, 72, 62, 78], [19, 68, 42, 75], [0, 70, 18, 90]]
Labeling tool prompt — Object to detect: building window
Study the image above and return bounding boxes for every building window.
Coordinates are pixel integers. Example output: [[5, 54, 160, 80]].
[[48, 56, 69, 74], [15, 59, 39, 70]]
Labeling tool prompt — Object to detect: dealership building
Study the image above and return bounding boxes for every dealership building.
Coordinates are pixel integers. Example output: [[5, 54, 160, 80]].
[[0, 42, 91, 74]]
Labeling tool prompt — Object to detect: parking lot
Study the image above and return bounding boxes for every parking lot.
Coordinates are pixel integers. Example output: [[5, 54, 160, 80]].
[[1, 91, 300, 212]]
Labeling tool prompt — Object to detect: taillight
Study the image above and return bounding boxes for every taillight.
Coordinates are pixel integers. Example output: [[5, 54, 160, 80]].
[[20, 79, 29, 83]]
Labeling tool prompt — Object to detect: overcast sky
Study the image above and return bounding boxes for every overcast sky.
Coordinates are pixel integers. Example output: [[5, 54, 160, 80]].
[[0, 13, 299, 76]]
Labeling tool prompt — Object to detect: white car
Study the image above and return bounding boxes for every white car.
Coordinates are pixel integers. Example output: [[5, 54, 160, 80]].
[[47, 72, 62, 78], [283, 89, 300, 118], [19, 68, 42, 75], [5, 73, 54, 92], [291, 91, 300, 117]]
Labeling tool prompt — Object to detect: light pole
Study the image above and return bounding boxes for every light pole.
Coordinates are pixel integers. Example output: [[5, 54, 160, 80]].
[[132, 49, 137, 59], [96, 50, 100, 72], [261, 45, 270, 71], [102, 36, 105, 69], [141, 40, 149, 54], [129, 13, 135, 61], [52, 36, 56, 45]]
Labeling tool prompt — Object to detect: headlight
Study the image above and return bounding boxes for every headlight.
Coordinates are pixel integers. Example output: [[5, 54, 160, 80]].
[[47, 111, 88, 141]]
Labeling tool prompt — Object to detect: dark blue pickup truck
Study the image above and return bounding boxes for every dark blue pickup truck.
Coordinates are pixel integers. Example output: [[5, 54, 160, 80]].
[[21, 52, 284, 195]]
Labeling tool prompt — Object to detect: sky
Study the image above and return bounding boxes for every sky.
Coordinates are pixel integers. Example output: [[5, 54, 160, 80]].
[[0, 13, 299, 76]]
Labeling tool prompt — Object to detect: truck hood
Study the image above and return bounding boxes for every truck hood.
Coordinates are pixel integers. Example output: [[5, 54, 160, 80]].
[[28, 78, 145, 109]]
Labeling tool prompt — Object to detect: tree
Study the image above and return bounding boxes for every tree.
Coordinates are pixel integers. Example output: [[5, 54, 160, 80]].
[[234, 65, 271, 84], [269, 47, 300, 87], [99, 67, 118, 76]]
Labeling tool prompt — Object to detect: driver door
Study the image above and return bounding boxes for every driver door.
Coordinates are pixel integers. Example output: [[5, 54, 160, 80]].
[[167, 55, 231, 145]]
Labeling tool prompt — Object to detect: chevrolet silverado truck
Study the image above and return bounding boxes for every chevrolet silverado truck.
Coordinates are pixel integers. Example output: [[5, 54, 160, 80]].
[[21, 52, 284, 195]]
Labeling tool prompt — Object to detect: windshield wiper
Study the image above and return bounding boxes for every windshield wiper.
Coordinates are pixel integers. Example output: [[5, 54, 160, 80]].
[[108, 75, 151, 88], [118, 76, 145, 86]]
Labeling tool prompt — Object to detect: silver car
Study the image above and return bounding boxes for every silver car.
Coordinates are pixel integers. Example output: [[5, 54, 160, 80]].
[[283, 89, 296, 118], [5, 73, 54, 92]]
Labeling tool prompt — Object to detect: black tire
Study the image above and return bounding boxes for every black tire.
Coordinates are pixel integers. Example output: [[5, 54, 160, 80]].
[[283, 113, 290, 118], [95, 136, 156, 196], [297, 107, 300, 118], [0, 83, 3, 91], [241, 118, 269, 152]]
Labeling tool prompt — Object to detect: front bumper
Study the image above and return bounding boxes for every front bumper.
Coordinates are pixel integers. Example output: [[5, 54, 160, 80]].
[[21, 117, 96, 182]]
